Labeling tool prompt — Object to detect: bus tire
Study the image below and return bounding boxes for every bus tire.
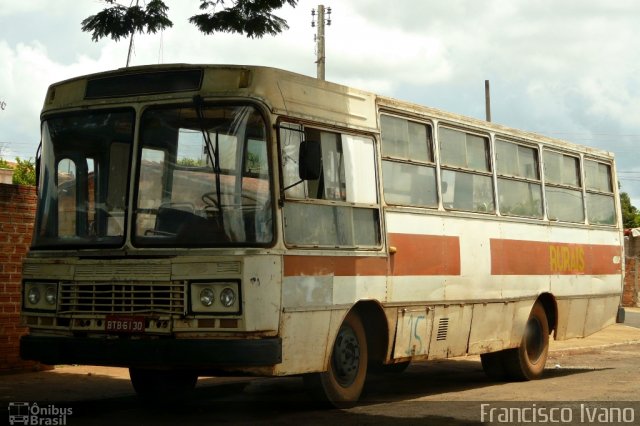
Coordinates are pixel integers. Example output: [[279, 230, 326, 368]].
[[304, 311, 368, 408], [129, 368, 198, 401], [504, 302, 550, 381]]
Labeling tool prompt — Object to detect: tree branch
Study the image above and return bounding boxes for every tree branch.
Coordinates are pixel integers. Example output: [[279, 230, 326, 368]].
[[189, 0, 298, 38], [81, 0, 173, 42]]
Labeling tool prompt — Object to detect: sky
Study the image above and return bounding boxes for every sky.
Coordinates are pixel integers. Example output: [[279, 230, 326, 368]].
[[0, 0, 639, 206]]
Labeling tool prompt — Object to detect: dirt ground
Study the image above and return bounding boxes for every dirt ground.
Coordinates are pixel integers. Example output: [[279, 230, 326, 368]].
[[3, 318, 640, 425]]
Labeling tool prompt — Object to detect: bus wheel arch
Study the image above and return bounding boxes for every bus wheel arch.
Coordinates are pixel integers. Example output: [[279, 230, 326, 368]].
[[304, 300, 388, 407], [481, 295, 557, 382], [536, 292, 558, 339], [304, 309, 368, 407], [352, 300, 389, 370]]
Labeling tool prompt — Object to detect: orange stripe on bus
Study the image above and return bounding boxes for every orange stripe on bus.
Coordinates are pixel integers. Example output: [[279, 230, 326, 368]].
[[388, 233, 461, 276], [490, 239, 621, 275], [284, 234, 461, 277]]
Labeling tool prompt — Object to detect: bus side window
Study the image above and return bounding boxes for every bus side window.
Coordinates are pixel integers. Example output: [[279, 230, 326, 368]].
[[495, 139, 543, 218], [439, 127, 494, 213], [380, 114, 437, 208], [585, 159, 616, 225], [544, 150, 584, 223]]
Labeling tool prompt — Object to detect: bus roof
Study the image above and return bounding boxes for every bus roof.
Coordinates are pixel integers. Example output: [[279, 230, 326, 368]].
[[43, 63, 613, 160]]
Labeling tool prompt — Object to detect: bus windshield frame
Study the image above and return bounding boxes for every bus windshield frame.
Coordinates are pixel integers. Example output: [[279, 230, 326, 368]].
[[132, 103, 274, 248]]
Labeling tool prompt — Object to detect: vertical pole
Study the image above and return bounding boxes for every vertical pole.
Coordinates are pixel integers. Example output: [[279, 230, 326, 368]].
[[485, 80, 492, 122], [316, 5, 326, 80], [126, 33, 134, 68]]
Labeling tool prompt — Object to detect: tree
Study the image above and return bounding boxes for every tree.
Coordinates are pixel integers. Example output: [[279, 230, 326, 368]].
[[12, 157, 36, 186], [82, 0, 298, 43], [621, 192, 640, 229]]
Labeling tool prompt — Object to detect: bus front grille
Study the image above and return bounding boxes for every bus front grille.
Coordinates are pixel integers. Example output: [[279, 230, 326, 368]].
[[58, 281, 185, 315]]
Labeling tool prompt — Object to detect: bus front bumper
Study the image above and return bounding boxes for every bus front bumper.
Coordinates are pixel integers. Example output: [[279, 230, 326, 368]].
[[20, 334, 282, 368]]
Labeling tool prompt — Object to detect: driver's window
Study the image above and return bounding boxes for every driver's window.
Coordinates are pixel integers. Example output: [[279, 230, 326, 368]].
[[279, 123, 381, 248], [279, 125, 347, 201]]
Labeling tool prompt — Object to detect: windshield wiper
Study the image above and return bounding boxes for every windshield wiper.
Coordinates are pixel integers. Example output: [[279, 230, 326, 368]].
[[193, 95, 223, 224]]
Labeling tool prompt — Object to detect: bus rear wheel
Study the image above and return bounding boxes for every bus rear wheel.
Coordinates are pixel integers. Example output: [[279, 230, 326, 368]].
[[504, 302, 550, 381], [129, 368, 198, 401], [304, 311, 368, 408]]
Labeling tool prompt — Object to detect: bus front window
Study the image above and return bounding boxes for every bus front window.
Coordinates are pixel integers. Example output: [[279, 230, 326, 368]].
[[134, 105, 273, 247], [33, 110, 133, 248]]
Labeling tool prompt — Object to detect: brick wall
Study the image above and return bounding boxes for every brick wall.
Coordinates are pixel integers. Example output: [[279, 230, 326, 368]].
[[0, 183, 49, 372], [624, 235, 639, 307]]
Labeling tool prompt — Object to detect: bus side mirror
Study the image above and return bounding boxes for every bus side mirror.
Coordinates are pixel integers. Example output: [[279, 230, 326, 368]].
[[299, 140, 322, 180]]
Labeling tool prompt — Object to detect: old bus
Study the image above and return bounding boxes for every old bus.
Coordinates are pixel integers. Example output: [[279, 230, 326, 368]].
[[20, 65, 623, 406]]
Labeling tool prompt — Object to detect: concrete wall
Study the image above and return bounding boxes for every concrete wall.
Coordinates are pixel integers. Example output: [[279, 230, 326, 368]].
[[0, 183, 49, 372]]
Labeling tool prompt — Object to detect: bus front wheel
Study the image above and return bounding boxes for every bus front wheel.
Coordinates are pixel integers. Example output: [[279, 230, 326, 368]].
[[129, 368, 198, 401], [304, 311, 368, 407]]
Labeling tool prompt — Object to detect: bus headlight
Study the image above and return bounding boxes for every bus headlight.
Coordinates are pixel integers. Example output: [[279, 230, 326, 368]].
[[199, 288, 215, 307], [190, 281, 240, 314], [220, 288, 236, 307], [27, 287, 41, 305], [44, 286, 58, 305], [23, 282, 58, 311]]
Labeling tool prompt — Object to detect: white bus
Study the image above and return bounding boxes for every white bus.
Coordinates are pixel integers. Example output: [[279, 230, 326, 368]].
[[20, 65, 623, 406]]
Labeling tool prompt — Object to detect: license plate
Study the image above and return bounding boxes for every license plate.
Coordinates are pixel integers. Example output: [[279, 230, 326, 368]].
[[105, 315, 145, 333]]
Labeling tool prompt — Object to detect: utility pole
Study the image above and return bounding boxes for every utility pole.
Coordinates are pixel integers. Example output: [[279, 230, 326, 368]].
[[485, 80, 492, 122], [312, 5, 332, 80]]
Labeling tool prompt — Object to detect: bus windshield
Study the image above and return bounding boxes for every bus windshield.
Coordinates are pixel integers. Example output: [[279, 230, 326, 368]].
[[34, 110, 134, 248], [133, 104, 273, 247]]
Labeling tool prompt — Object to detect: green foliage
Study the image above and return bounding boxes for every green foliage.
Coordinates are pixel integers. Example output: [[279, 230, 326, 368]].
[[177, 157, 207, 167], [0, 158, 9, 169], [82, 0, 297, 42], [12, 157, 36, 186], [190, 0, 298, 38], [82, 0, 173, 42], [246, 151, 261, 172], [621, 192, 640, 229]]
